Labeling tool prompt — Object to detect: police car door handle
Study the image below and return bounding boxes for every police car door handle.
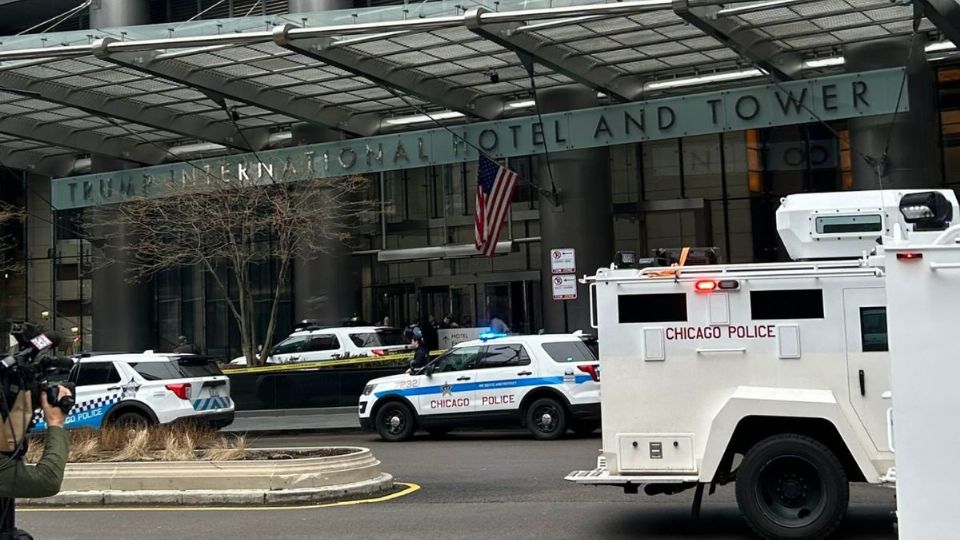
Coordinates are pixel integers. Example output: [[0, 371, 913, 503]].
[[106, 386, 121, 391], [456, 376, 471, 381], [517, 371, 533, 376]]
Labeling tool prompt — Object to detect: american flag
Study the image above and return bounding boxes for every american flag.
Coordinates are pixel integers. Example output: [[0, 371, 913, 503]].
[[475, 154, 519, 257]]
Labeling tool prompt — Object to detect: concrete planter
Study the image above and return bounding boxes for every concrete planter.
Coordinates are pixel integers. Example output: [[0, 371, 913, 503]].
[[22, 447, 393, 506]]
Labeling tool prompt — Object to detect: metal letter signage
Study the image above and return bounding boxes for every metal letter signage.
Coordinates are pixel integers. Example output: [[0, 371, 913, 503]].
[[51, 68, 907, 209]]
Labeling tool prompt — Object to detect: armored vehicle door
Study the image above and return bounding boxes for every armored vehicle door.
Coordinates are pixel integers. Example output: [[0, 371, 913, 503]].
[[842, 287, 891, 452]]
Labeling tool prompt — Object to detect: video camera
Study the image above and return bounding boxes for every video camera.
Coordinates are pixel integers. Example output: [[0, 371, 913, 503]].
[[0, 322, 75, 455]]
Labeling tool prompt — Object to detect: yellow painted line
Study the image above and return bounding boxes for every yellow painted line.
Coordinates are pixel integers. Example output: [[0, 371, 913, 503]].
[[19, 482, 421, 513]]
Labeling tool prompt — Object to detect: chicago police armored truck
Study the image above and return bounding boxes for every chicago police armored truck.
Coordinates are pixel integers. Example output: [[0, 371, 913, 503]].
[[566, 190, 958, 539]]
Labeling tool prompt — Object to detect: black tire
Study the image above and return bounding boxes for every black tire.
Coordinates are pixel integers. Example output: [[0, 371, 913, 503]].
[[735, 434, 849, 540], [570, 420, 600, 436], [525, 397, 567, 440], [111, 411, 152, 427], [374, 401, 417, 442]]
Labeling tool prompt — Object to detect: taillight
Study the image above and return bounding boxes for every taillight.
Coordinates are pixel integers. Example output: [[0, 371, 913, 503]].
[[165, 383, 192, 400], [577, 364, 600, 382], [897, 252, 922, 261], [694, 279, 717, 292]]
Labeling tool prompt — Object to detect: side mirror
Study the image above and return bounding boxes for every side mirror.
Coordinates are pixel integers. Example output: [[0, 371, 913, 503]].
[[424, 365, 435, 377]]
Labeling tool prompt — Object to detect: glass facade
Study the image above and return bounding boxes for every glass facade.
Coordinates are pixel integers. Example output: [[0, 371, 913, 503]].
[[4, 64, 960, 358]]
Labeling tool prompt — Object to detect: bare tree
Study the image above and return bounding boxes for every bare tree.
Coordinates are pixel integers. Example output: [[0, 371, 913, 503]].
[[88, 170, 374, 366]]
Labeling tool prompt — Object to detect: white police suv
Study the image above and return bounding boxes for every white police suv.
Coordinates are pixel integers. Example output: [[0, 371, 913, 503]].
[[229, 326, 410, 366], [359, 333, 600, 441], [34, 352, 234, 431]]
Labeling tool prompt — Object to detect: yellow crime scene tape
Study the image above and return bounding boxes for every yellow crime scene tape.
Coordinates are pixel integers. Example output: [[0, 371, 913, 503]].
[[221, 349, 447, 375]]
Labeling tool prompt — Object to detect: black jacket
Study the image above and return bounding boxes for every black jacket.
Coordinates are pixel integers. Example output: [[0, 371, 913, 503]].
[[410, 345, 431, 371]]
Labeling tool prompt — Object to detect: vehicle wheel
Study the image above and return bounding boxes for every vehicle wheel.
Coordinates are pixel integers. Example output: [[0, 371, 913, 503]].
[[375, 402, 416, 442], [425, 427, 452, 438], [111, 411, 151, 427], [525, 398, 567, 440], [735, 434, 849, 540], [570, 420, 600, 436]]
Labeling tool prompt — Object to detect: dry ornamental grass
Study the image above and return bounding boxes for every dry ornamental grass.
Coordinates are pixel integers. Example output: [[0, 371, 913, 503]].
[[25, 423, 248, 463]]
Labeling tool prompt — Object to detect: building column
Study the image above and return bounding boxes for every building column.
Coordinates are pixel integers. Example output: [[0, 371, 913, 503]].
[[288, 0, 352, 12], [537, 86, 614, 333], [89, 0, 150, 28], [844, 36, 942, 189], [290, 124, 361, 325], [89, 157, 153, 352]]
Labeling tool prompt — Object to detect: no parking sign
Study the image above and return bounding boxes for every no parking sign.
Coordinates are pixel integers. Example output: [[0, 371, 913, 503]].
[[550, 248, 576, 274], [552, 275, 577, 300]]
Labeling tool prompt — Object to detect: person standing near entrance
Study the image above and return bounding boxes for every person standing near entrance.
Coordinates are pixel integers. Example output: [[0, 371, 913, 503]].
[[174, 336, 199, 354], [405, 325, 430, 373], [489, 315, 510, 334], [419, 315, 440, 352]]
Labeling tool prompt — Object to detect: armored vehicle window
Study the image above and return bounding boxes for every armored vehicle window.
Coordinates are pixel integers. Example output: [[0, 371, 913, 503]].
[[815, 214, 882, 234], [75, 362, 121, 386], [477, 344, 531, 369], [750, 289, 824, 319], [543, 341, 598, 363], [860, 307, 888, 352], [618, 293, 687, 323]]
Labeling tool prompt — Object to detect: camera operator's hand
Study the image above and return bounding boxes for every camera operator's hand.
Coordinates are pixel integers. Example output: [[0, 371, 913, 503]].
[[41, 385, 71, 428]]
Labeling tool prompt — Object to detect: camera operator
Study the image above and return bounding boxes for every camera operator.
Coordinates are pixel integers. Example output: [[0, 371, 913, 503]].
[[0, 385, 72, 498]]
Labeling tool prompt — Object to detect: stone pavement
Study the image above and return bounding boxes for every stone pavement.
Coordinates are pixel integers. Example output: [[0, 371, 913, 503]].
[[224, 406, 360, 434]]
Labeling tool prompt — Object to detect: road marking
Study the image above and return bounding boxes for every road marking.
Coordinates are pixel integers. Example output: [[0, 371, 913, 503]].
[[20, 482, 421, 513]]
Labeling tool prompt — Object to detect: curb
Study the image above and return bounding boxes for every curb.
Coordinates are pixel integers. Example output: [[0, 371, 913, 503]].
[[224, 426, 362, 436], [22, 473, 394, 507]]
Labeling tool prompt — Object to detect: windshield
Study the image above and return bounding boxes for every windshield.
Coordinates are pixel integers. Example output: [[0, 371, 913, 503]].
[[349, 329, 407, 348], [176, 357, 223, 377], [272, 335, 309, 354]]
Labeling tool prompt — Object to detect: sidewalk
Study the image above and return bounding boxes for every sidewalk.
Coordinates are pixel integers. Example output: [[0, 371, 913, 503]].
[[224, 406, 359, 434]]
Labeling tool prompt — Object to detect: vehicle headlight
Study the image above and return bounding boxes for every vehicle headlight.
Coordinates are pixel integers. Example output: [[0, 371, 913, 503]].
[[362, 384, 376, 396]]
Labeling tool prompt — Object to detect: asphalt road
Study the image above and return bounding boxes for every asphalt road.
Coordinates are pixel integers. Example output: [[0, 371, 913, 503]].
[[19, 429, 897, 540]]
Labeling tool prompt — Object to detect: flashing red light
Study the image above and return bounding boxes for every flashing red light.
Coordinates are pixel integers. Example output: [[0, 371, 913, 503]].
[[577, 364, 601, 382], [371, 348, 385, 357], [165, 383, 192, 400], [896, 252, 923, 261], [694, 279, 718, 292]]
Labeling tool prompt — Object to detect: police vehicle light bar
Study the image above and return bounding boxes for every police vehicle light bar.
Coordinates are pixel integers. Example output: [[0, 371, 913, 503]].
[[479, 332, 509, 341]]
